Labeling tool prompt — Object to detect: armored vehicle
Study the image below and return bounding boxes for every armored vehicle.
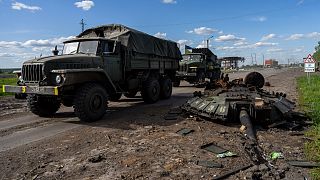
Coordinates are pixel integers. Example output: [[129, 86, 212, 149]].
[[3, 24, 182, 122], [174, 48, 221, 87]]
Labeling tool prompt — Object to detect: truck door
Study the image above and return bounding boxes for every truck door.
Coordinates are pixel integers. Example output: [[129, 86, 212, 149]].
[[102, 41, 122, 82]]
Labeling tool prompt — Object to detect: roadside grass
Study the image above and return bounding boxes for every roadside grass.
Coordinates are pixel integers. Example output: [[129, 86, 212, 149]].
[[0, 77, 17, 96], [297, 75, 320, 179]]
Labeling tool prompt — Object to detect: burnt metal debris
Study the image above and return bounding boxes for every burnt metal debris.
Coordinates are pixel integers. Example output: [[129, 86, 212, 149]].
[[181, 71, 309, 128]]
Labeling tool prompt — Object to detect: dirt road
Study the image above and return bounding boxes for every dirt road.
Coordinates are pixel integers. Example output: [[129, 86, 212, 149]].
[[0, 68, 310, 179]]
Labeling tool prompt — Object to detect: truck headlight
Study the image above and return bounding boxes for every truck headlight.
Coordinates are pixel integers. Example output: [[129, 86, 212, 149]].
[[18, 76, 23, 82], [55, 75, 62, 84]]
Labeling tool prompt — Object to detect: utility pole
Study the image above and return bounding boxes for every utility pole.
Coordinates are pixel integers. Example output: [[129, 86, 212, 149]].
[[80, 19, 86, 33], [262, 54, 265, 67]]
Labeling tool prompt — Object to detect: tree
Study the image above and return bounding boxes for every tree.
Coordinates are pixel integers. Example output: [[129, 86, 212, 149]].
[[313, 41, 320, 62]]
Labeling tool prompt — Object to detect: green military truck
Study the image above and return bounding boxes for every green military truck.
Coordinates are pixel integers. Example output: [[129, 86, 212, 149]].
[[3, 24, 182, 122], [174, 47, 221, 87]]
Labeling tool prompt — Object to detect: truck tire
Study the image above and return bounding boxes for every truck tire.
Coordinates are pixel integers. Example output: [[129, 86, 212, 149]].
[[74, 83, 108, 122], [141, 79, 160, 103], [160, 78, 172, 99], [173, 80, 180, 87], [27, 94, 61, 117], [109, 93, 122, 101], [124, 91, 138, 98]]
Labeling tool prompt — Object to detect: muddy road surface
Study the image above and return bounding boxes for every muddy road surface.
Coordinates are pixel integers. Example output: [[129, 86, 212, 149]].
[[0, 68, 311, 179]]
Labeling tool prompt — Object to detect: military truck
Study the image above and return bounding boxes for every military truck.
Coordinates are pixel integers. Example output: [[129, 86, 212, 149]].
[[3, 24, 182, 122], [174, 47, 221, 87]]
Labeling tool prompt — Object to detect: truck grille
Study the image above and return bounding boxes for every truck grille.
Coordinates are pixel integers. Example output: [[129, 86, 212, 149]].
[[22, 64, 44, 83]]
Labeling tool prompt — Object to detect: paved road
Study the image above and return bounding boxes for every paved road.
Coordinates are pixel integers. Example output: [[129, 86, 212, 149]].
[[0, 68, 287, 153]]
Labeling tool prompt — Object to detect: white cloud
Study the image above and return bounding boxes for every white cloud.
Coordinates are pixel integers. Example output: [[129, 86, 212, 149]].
[[196, 40, 211, 48], [154, 32, 167, 39], [297, 0, 304, 5], [11, 2, 41, 12], [216, 46, 236, 51], [215, 34, 245, 42], [252, 16, 267, 22], [188, 27, 217, 35], [286, 32, 320, 40], [286, 34, 304, 40], [253, 42, 278, 47], [261, 34, 276, 41], [74, 0, 94, 11], [267, 48, 283, 52], [177, 39, 192, 46], [233, 41, 248, 46], [162, 0, 177, 4], [306, 32, 320, 38]]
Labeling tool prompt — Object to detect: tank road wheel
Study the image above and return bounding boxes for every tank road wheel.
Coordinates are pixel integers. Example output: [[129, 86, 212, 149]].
[[160, 78, 172, 99], [172, 79, 180, 87], [124, 90, 138, 98], [109, 93, 122, 101], [74, 83, 108, 122], [244, 72, 265, 89], [27, 94, 61, 117], [141, 79, 160, 103]]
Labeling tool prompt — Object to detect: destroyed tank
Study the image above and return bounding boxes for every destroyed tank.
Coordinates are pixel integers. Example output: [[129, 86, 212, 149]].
[[181, 72, 307, 126]]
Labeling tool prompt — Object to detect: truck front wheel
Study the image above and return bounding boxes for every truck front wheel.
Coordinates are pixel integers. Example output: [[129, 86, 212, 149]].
[[160, 78, 172, 99], [74, 83, 108, 122], [27, 94, 61, 117], [141, 79, 160, 103]]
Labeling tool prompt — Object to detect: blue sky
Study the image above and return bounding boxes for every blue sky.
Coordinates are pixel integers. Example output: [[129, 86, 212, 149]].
[[0, 0, 320, 68]]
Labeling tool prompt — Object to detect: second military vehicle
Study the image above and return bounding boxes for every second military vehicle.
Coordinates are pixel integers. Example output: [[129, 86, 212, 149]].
[[174, 47, 221, 87], [4, 24, 182, 122]]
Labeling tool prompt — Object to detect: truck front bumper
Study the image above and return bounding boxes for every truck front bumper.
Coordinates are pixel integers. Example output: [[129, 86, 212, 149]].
[[3, 85, 59, 96], [176, 72, 197, 77]]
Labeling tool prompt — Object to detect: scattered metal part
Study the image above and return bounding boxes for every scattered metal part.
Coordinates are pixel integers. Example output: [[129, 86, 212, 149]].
[[212, 164, 253, 180], [176, 128, 194, 136], [200, 143, 227, 154], [287, 161, 320, 168], [196, 160, 222, 168], [216, 151, 237, 158], [239, 109, 256, 141]]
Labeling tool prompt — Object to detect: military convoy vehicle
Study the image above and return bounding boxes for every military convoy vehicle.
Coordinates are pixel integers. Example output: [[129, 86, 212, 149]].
[[174, 48, 221, 87], [3, 24, 182, 122]]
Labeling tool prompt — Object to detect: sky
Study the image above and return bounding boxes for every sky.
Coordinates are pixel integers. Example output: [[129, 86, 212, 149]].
[[0, 0, 320, 68]]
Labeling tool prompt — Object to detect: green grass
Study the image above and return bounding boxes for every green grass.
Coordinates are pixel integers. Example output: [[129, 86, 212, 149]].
[[297, 75, 320, 179], [0, 77, 17, 96]]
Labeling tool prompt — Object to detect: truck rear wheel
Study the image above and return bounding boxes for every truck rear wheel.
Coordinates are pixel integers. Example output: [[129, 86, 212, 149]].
[[27, 94, 61, 117], [160, 78, 172, 99], [74, 83, 108, 122], [141, 79, 160, 103]]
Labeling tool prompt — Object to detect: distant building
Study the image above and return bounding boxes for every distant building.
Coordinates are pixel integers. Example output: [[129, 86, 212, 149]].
[[264, 59, 278, 67]]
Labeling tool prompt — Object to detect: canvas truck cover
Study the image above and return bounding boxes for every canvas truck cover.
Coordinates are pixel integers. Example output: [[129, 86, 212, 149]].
[[78, 24, 182, 59]]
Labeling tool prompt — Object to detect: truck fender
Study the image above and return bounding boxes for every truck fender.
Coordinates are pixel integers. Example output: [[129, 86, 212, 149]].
[[51, 68, 117, 94]]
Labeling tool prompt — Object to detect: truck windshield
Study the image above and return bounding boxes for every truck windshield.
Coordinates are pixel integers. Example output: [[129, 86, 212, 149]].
[[182, 55, 202, 62], [63, 41, 98, 55]]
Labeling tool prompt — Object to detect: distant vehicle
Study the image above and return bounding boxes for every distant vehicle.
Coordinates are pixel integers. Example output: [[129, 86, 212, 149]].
[[3, 24, 182, 122], [174, 48, 221, 87]]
